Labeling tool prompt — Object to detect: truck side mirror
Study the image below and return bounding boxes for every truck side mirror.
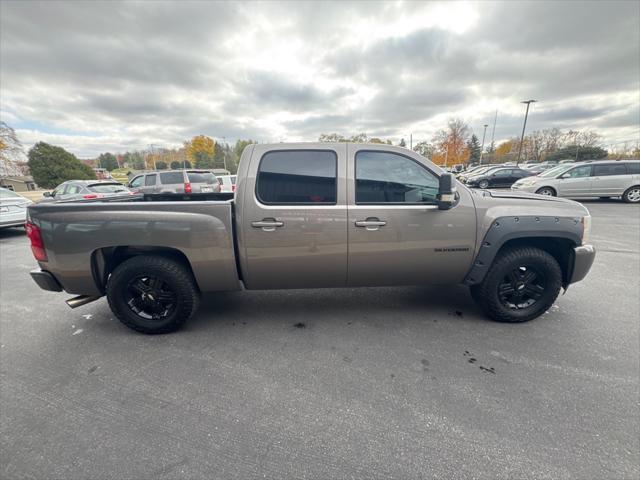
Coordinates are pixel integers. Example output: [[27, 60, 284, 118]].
[[437, 172, 457, 210]]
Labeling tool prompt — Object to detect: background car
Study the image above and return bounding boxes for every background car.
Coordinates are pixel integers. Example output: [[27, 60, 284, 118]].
[[128, 170, 221, 194], [217, 174, 237, 193], [42, 180, 133, 202], [0, 187, 32, 229], [512, 160, 640, 202], [465, 167, 536, 189]]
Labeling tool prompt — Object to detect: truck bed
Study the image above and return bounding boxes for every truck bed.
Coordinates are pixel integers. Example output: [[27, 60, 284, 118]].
[[27, 196, 241, 296]]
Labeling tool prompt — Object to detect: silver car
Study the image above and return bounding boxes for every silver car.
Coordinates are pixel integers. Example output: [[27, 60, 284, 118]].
[[128, 170, 221, 194], [0, 187, 32, 228], [512, 160, 640, 202], [41, 180, 133, 202]]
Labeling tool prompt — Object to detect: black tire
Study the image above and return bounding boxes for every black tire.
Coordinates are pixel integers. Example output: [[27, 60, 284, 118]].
[[622, 185, 640, 203], [535, 187, 556, 197], [470, 247, 562, 323], [106, 255, 200, 334], [599, 197, 611, 200], [478, 180, 489, 189]]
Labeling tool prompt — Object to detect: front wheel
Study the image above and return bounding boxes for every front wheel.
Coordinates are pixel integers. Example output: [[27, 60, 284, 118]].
[[106, 255, 200, 334], [478, 180, 489, 189], [622, 186, 640, 203], [470, 247, 562, 323], [535, 187, 556, 196]]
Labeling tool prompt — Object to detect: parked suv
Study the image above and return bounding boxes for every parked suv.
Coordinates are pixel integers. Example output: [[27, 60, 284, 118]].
[[511, 160, 640, 202], [127, 170, 221, 194], [217, 175, 237, 193]]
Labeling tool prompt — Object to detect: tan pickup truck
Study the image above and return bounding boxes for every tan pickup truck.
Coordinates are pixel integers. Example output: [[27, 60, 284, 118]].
[[26, 143, 595, 333]]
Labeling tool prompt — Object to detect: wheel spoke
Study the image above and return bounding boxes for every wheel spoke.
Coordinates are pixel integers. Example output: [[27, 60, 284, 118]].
[[521, 270, 537, 284], [523, 284, 545, 300], [498, 283, 516, 296], [130, 279, 149, 296], [149, 277, 162, 291]]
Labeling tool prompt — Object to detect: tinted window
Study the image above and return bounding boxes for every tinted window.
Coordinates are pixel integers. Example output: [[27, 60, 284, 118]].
[[493, 169, 511, 177], [159, 172, 184, 184], [593, 164, 627, 176], [66, 184, 82, 194], [355, 151, 438, 204], [144, 174, 157, 186], [231, 176, 237, 183], [257, 150, 337, 204], [187, 172, 216, 184], [627, 162, 640, 174]]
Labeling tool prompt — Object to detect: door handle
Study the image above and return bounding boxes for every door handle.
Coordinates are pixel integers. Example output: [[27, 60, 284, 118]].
[[355, 218, 386, 230], [251, 218, 284, 231]]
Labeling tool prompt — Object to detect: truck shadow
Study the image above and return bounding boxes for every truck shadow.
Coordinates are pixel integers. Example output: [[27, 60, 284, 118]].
[[189, 284, 483, 331]]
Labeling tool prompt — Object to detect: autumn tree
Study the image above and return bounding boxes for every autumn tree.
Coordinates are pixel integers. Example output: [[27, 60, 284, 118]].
[[27, 142, 96, 188], [0, 122, 25, 176], [185, 135, 215, 168], [431, 118, 471, 166]]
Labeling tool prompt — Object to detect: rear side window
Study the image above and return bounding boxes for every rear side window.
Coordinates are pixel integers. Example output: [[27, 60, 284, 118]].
[[159, 172, 184, 184], [256, 150, 337, 204], [187, 172, 216, 184], [626, 163, 640, 174], [355, 151, 439, 204], [144, 174, 157, 186], [593, 164, 628, 176]]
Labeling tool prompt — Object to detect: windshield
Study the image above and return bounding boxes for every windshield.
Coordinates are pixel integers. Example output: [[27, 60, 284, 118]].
[[88, 183, 129, 193], [0, 188, 22, 199], [187, 171, 216, 184], [538, 164, 573, 178]]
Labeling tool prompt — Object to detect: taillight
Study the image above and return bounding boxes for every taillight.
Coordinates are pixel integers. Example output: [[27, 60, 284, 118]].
[[184, 182, 192, 194], [25, 222, 47, 261], [83, 193, 103, 199], [232, 185, 236, 192]]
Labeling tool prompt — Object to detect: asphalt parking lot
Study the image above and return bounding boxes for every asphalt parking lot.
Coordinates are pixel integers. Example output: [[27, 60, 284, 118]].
[[1, 200, 638, 479]]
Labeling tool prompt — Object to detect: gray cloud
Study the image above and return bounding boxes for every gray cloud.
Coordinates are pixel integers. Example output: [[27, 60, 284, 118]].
[[1, 0, 638, 157]]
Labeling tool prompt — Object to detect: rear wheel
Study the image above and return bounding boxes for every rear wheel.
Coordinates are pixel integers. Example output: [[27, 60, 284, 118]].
[[622, 186, 640, 203], [106, 255, 199, 334], [535, 187, 556, 196], [470, 247, 562, 323]]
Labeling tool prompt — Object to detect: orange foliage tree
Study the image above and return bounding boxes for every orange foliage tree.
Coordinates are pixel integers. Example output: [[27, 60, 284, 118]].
[[431, 118, 471, 166]]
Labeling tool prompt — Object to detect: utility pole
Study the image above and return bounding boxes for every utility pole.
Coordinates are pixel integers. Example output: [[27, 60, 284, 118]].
[[410, 133, 413, 150], [480, 124, 488, 165], [516, 100, 537, 165], [490, 110, 497, 153]]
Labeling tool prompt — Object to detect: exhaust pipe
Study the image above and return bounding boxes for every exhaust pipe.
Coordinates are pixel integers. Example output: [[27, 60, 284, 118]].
[[66, 295, 101, 309]]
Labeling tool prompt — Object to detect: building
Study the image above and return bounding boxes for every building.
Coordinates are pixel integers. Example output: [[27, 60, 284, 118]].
[[0, 175, 38, 192]]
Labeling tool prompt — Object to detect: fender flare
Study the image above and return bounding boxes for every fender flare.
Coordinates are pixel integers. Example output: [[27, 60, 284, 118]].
[[463, 215, 582, 285]]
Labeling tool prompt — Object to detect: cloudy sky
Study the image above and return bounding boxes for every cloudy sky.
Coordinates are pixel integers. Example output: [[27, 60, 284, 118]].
[[1, 0, 638, 158]]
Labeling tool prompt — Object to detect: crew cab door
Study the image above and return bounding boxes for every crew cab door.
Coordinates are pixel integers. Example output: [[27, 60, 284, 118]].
[[347, 146, 477, 286], [239, 144, 348, 289]]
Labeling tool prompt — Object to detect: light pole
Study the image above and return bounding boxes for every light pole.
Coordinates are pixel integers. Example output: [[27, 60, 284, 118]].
[[516, 100, 537, 165], [479, 124, 488, 165]]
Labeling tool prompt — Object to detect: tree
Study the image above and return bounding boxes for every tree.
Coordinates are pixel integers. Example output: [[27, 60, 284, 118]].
[[467, 134, 481, 164], [369, 137, 392, 144], [27, 142, 96, 188], [170, 161, 182, 169], [398, 138, 407, 148], [545, 145, 607, 162], [413, 141, 433, 159], [156, 161, 168, 170], [431, 118, 471, 166], [97, 152, 118, 171], [185, 135, 215, 168], [319, 133, 347, 142], [0, 121, 25, 176]]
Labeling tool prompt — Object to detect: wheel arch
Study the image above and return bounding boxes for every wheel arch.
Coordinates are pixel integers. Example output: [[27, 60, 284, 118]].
[[535, 185, 557, 195], [464, 215, 582, 288], [91, 246, 199, 294]]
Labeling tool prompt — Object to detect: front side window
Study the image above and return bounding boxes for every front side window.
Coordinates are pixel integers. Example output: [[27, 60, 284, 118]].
[[355, 151, 439, 204], [129, 176, 143, 188], [565, 166, 592, 178], [257, 150, 337, 204], [144, 174, 157, 187]]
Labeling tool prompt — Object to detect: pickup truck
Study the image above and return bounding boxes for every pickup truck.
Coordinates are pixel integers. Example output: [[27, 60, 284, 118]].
[[26, 143, 596, 334]]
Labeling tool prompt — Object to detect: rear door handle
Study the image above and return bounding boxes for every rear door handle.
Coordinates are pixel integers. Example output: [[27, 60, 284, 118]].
[[251, 218, 284, 231], [355, 218, 386, 230]]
